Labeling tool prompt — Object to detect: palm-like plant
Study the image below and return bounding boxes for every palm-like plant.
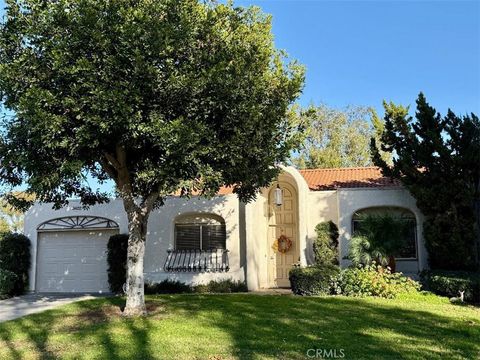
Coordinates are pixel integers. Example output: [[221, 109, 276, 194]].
[[349, 214, 410, 271]]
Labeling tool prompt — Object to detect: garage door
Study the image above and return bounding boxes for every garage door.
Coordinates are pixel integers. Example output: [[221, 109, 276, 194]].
[[36, 229, 118, 293]]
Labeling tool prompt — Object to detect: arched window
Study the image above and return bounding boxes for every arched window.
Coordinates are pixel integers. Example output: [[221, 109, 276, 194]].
[[174, 213, 226, 250], [352, 207, 417, 259]]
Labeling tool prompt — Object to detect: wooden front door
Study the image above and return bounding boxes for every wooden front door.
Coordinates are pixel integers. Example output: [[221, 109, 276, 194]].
[[268, 182, 299, 288]]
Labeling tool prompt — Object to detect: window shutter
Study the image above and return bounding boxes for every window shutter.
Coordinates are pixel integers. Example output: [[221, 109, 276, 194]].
[[202, 225, 226, 250], [175, 225, 201, 250]]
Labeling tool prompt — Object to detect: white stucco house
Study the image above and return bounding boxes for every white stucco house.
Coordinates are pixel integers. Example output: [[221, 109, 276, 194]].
[[24, 166, 427, 293]]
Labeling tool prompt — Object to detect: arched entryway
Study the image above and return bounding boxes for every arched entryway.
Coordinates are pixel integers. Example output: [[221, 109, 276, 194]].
[[267, 182, 300, 287]]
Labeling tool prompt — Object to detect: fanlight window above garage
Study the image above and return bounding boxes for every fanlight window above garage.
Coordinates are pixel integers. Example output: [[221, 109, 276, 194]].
[[352, 207, 417, 259], [174, 214, 226, 250], [37, 216, 119, 231]]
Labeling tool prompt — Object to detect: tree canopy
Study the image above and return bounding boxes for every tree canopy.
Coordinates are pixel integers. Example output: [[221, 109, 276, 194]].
[[293, 105, 390, 169], [0, 0, 304, 209], [372, 93, 480, 271], [0, 0, 305, 314]]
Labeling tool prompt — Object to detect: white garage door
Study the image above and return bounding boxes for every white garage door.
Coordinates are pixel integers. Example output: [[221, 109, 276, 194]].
[[36, 229, 118, 293]]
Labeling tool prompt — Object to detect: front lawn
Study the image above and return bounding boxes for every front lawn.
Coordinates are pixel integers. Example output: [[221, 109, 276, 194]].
[[0, 293, 478, 359]]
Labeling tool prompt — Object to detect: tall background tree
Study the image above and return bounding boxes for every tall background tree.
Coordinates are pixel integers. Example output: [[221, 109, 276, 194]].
[[372, 93, 480, 271], [293, 105, 390, 169], [0, 0, 304, 315]]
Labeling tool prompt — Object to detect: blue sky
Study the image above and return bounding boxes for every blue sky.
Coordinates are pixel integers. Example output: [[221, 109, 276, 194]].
[[234, 0, 480, 115], [1, 0, 478, 114]]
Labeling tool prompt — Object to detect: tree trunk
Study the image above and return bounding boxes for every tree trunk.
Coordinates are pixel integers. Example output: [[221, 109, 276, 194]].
[[123, 207, 149, 317], [388, 255, 396, 273]]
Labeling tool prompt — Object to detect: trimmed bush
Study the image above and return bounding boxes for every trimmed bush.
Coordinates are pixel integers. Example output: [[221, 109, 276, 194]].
[[0, 232, 31, 295], [313, 221, 339, 265], [145, 279, 192, 294], [338, 263, 420, 299], [145, 279, 248, 294], [420, 270, 480, 303], [0, 269, 17, 298], [106, 234, 128, 293], [289, 265, 340, 296], [193, 279, 248, 293]]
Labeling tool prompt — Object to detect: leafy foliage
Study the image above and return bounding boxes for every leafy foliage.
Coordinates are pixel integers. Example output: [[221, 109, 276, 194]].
[[0, 268, 17, 298], [106, 234, 128, 293], [0, 0, 304, 312], [145, 279, 248, 294], [193, 279, 248, 293], [349, 213, 411, 268], [145, 280, 192, 295], [420, 270, 480, 303], [289, 264, 340, 296], [0, 0, 305, 208], [0, 192, 35, 233], [371, 93, 480, 270], [293, 105, 391, 169], [337, 264, 420, 299], [0, 232, 30, 295], [313, 221, 339, 265]]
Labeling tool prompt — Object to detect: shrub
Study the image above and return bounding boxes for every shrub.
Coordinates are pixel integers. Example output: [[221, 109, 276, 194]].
[[193, 279, 248, 293], [0, 232, 31, 295], [0, 269, 17, 298], [337, 263, 420, 299], [349, 214, 411, 271], [106, 234, 128, 293], [145, 279, 248, 294], [420, 270, 480, 303], [145, 279, 192, 294], [289, 265, 341, 296], [313, 221, 339, 265]]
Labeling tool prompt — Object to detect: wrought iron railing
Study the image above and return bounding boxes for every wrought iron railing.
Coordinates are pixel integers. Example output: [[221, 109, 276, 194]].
[[164, 249, 229, 272]]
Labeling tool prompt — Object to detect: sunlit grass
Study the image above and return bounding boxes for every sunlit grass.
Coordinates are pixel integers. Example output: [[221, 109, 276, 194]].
[[0, 293, 478, 359]]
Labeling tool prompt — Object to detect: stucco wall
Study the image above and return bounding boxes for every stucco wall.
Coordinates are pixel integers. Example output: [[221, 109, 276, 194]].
[[25, 194, 244, 292], [337, 187, 427, 273], [25, 170, 427, 293]]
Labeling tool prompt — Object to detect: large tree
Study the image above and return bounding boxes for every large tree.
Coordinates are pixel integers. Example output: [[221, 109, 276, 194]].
[[293, 105, 390, 169], [0, 0, 304, 315], [371, 93, 480, 271]]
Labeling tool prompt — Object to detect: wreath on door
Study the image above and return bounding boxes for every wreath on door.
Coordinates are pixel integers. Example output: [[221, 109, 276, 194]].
[[272, 234, 293, 254]]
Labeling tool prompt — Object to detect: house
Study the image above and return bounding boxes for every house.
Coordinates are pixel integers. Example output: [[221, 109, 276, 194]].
[[24, 166, 427, 293]]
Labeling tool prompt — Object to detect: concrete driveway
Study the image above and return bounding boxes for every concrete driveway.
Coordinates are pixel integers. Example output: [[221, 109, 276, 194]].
[[0, 293, 100, 322]]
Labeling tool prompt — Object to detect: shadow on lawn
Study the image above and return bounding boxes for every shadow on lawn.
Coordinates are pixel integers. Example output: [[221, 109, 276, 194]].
[[0, 295, 479, 360], [165, 295, 480, 360]]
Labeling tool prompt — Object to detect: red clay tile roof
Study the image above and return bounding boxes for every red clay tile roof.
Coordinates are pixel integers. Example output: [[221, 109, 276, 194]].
[[299, 166, 400, 190], [184, 167, 400, 195]]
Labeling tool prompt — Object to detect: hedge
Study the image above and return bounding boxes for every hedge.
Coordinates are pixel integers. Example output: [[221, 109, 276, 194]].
[[289, 265, 340, 296], [0, 232, 31, 295], [145, 279, 248, 294], [420, 270, 480, 303], [106, 234, 128, 293], [0, 269, 17, 297]]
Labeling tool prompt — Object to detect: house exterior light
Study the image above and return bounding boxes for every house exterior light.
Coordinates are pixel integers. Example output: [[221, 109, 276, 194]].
[[275, 184, 283, 207]]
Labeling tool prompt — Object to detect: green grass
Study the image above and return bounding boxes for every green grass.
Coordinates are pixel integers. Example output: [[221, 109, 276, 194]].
[[0, 293, 478, 359]]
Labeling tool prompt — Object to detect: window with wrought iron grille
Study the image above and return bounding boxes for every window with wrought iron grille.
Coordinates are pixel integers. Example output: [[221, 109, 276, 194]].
[[165, 214, 229, 273], [174, 214, 226, 250]]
